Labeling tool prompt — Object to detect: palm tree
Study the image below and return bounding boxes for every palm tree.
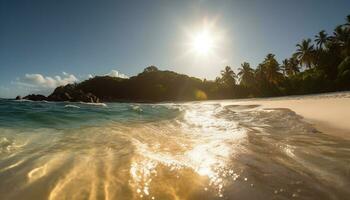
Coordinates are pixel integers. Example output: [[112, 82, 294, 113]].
[[238, 62, 255, 86], [332, 25, 350, 57], [263, 54, 283, 84], [289, 56, 300, 75], [343, 15, 350, 27], [315, 30, 329, 50], [333, 25, 347, 45], [255, 54, 282, 84], [281, 59, 289, 76], [255, 63, 266, 82], [294, 39, 315, 69], [220, 66, 237, 86], [281, 57, 300, 77]]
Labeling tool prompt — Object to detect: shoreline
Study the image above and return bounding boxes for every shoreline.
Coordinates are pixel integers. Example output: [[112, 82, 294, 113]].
[[5, 92, 350, 139], [11, 90, 350, 103], [235, 95, 350, 139]]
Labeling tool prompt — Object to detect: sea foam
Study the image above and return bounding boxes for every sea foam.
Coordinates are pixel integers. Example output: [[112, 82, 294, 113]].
[[64, 104, 80, 109]]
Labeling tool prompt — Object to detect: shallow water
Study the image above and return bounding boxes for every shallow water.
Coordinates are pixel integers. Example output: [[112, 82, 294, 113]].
[[0, 99, 349, 200]]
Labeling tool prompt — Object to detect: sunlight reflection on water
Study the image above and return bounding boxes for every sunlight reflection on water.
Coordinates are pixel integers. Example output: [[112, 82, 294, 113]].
[[0, 100, 349, 199]]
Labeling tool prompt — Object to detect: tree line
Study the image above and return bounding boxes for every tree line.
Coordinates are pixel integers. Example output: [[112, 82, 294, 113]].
[[212, 14, 350, 98]]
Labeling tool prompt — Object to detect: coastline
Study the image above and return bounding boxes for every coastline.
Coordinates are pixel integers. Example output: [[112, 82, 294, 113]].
[[9, 91, 350, 139], [234, 93, 350, 139]]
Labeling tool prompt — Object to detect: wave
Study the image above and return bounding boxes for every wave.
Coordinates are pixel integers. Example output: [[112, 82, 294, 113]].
[[0, 99, 349, 199], [78, 101, 107, 107], [14, 99, 33, 102], [64, 104, 80, 109], [131, 105, 143, 112]]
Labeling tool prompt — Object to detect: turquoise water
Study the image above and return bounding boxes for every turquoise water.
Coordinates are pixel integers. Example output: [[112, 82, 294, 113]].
[[0, 100, 180, 129], [0, 98, 349, 200]]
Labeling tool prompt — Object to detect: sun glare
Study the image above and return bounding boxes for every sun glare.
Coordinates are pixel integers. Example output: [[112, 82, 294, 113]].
[[192, 29, 214, 55], [182, 18, 226, 63]]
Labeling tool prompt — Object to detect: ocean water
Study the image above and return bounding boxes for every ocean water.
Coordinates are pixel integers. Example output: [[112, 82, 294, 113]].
[[0, 98, 349, 200]]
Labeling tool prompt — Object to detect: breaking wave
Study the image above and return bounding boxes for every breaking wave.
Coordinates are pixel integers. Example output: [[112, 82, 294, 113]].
[[0, 99, 349, 199]]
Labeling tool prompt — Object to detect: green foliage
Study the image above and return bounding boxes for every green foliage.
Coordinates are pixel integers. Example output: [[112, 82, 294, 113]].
[[220, 66, 237, 86], [238, 62, 255, 87], [315, 30, 329, 50], [281, 57, 300, 77], [294, 39, 315, 69], [76, 69, 211, 102], [142, 65, 159, 73], [338, 56, 350, 74], [50, 14, 350, 102], [337, 57, 350, 89]]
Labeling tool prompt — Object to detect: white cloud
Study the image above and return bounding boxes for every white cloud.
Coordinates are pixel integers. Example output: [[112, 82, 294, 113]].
[[105, 70, 128, 78], [19, 72, 78, 89], [6, 70, 127, 98]]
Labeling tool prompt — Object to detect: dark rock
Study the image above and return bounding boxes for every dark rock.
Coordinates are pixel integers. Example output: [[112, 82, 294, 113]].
[[47, 84, 100, 103], [23, 94, 47, 101], [64, 92, 73, 101], [15, 96, 22, 100]]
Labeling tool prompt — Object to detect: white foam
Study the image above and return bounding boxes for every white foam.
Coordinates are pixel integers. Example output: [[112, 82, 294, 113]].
[[78, 102, 107, 107], [15, 99, 33, 102], [64, 104, 80, 109], [131, 105, 143, 112]]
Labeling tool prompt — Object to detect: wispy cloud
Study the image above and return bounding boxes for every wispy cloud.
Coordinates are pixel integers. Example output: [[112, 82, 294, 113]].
[[105, 70, 128, 78], [19, 72, 78, 88]]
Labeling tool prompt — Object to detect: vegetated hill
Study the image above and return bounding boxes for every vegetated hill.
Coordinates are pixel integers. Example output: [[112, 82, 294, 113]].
[[21, 66, 240, 103], [77, 68, 214, 102], [22, 14, 350, 103]]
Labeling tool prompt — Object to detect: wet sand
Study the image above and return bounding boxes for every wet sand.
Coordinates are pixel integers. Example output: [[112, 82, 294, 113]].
[[235, 93, 350, 139]]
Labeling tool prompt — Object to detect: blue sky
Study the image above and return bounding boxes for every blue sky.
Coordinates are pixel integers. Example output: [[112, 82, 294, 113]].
[[1, 0, 349, 98]]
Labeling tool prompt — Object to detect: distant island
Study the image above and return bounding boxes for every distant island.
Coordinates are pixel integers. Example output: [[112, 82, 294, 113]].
[[21, 15, 350, 103]]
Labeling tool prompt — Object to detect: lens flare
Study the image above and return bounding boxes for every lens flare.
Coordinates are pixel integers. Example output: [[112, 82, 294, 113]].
[[191, 29, 214, 55]]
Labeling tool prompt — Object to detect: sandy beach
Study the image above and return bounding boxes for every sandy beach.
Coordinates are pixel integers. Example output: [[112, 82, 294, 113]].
[[235, 92, 350, 139]]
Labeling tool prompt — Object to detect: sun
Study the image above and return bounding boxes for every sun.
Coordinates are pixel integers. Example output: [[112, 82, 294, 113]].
[[183, 19, 225, 59], [191, 29, 214, 55]]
